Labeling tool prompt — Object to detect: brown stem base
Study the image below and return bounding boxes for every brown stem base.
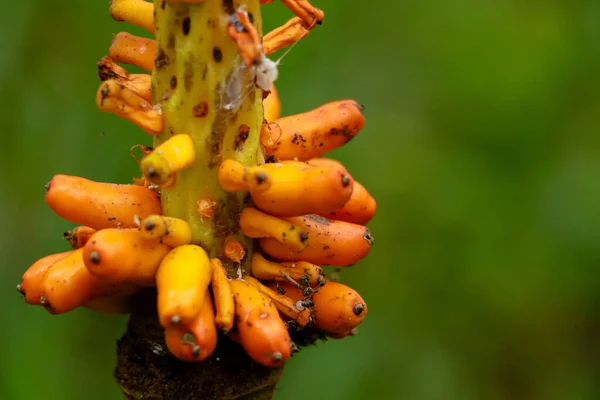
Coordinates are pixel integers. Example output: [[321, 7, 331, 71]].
[[115, 291, 284, 400]]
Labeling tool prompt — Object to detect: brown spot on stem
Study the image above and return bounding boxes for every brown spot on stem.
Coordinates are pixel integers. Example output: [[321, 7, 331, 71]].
[[213, 47, 223, 63], [212, 193, 243, 240], [182, 17, 191, 35], [193, 102, 209, 117], [184, 56, 195, 93], [167, 34, 175, 49], [223, 0, 234, 14], [155, 48, 169, 69], [234, 125, 250, 152], [206, 131, 223, 169], [208, 86, 235, 167]]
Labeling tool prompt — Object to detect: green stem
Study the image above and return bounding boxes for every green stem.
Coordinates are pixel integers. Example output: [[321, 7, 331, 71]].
[[153, 0, 263, 275]]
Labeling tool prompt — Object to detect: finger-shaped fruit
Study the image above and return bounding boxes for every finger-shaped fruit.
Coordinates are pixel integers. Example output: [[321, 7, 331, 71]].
[[109, 32, 156, 72], [97, 80, 163, 135], [263, 17, 310, 56], [141, 134, 195, 185], [109, 0, 155, 34], [41, 248, 140, 315], [246, 277, 311, 327], [263, 85, 281, 121], [157, 245, 212, 327], [64, 226, 97, 249], [251, 253, 324, 286], [273, 281, 367, 334], [139, 215, 192, 247], [259, 215, 373, 266], [231, 279, 291, 367], [210, 258, 234, 333], [317, 180, 376, 225], [121, 74, 152, 101], [307, 158, 376, 224], [260, 121, 280, 148], [45, 175, 161, 230], [19, 251, 74, 305], [219, 159, 353, 217], [217, 159, 251, 192], [280, 0, 324, 27], [239, 207, 309, 252], [83, 228, 171, 286], [311, 281, 367, 333], [165, 294, 218, 362], [265, 100, 365, 161], [98, 56, 152, 101]]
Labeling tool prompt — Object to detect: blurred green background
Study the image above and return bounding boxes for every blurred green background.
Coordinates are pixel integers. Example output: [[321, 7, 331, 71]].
[[1, 1, 599, 399]]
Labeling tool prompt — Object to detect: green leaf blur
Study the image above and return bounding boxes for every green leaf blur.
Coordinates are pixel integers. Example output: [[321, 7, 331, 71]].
[[1, 1, 599, 399]]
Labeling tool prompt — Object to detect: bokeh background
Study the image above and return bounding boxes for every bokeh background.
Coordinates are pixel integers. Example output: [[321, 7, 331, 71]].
[[1, 1, 599, 399]]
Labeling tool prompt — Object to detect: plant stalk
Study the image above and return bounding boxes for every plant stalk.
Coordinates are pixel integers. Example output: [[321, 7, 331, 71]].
[[153, 0, 263, 275], [115, 2, 283, 398]]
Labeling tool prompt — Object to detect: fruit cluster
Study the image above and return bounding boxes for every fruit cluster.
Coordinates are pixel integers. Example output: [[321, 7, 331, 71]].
[[18, 0, 375, 368]]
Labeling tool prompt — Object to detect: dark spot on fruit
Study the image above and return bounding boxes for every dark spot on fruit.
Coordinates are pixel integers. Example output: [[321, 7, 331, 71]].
[[353, 303, 365, 316], [255, 172, 268, 184], [364, 229, 375, 245], [300, 232, 309, 242], [341, 174, 351, 187], [89, 251, 101, 264]]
